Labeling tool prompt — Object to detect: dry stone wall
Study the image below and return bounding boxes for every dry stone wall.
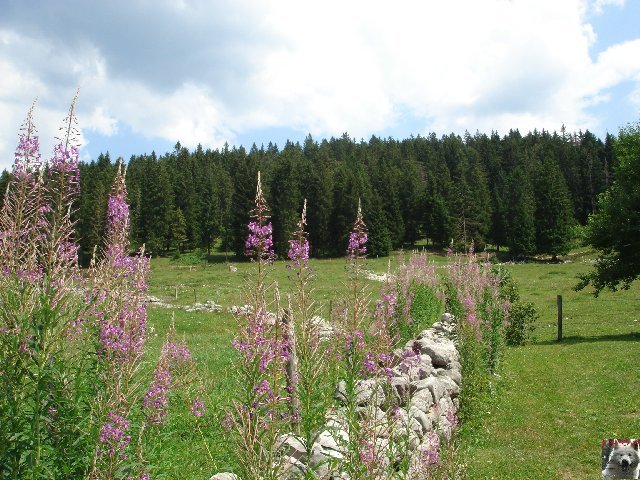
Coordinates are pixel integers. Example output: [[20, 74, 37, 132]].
[[211, 313, 460, 480]]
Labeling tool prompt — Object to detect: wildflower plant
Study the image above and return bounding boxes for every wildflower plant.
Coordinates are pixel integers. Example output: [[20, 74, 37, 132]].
[[87, 161, 151, 479], [285, 199, 338, 470], [0, 99, 195, 480], [0, 95, 95, 478], [333, 201, 395, 480], [444, 244, 508, 427], [227, 171, 290, 480]]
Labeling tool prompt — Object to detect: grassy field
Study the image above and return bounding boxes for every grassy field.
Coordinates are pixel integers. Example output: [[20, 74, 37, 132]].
[[459, 250, 640, 479], [143, 249, 640, 479]]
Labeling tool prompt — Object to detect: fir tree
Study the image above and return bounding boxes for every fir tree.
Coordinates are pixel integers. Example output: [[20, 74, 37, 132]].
[[533, 156, 574, 259]]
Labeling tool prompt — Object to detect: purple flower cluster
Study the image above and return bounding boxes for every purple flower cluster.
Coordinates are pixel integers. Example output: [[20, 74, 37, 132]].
[[344, 329, 365, 353], [347, 201, 368, 260], [374, 287, 398, 322], [449, 247, 504, 336], [420, 430, 441, 467], [191, 398, 205, 418], [361, 352, 377, 377], [95, 164, 150, 366], [245, 171, 276, 263], [49, 143, 80, 190], [105, 170, 130, 257], [232, 310, 290, 373], [287, 237, 309, 267], [143, 332, 193, 425], [347, 230, 368, 259], [245, 221, 275, 261], [287, 199, 310, 268], [144, 364, 171, 425], [98, 412, 131, 457], [13, 134, 41, 180]]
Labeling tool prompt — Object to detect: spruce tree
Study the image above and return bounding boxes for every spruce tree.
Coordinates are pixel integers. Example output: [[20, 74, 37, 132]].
[[504, 165, 536, 257], [533, 156, 574, 259]]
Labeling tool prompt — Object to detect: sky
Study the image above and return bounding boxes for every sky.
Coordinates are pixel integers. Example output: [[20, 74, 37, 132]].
[[1, 0, 639, 170]]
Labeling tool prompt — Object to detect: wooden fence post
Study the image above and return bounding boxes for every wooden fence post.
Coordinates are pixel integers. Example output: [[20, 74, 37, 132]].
[[557, 294, 563, 341]]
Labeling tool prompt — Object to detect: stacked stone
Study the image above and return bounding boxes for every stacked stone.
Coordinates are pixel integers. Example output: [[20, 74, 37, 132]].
[[211, 313, 461, 480]]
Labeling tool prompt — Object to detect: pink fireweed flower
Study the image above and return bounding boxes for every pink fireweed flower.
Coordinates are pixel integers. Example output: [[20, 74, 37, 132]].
[[143, 326, 193, 425], [143, 362, 172, 425], [191, 398, 205, 418], [12, 100, 42, 179], [421, 430, 441, 466], [360, 352, 377, 377], [232, 309, 290, 373], [98, 412, 131, 457], [245, 172, 275, 262], [347, 199, 368, 260], [245, 221, 275, 259], [344, 329, 365, 353], [359, 438, 376, 468], [287, 199, 310, 268], [287, 237, 309, 267], [94, 163, 150, 364]]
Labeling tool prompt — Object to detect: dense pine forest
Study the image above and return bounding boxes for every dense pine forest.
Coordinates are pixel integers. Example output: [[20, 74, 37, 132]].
[[2, 128, 615, 262]]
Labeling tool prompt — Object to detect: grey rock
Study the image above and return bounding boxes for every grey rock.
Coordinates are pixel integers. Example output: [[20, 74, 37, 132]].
[[335, 379, 385, 407], [439, 363, 462, 385], [210, 474, 238, 480], [412, 377, 445, 404], [389, 376, 416, 406], [392, 407, 423, 439], [440, 312, 455, 323], [278, 455, 306, 479], [409, 390, 434, 415], [411, 337, 458, 367], [434, 372, 460, 398], [409, 405, 433, 435], [277, 433, 307, 461]]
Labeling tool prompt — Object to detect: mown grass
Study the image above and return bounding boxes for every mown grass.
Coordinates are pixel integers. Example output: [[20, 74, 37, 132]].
[[458, 250, 640, 479], [144, 249, 640, 479]]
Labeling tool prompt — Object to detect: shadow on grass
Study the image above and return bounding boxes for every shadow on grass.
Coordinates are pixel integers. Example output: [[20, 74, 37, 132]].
[[535, 331, 640, 346]]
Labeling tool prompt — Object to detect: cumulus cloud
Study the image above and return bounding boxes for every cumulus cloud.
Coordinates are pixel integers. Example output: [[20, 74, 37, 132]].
[[0, 0, 639, 169]]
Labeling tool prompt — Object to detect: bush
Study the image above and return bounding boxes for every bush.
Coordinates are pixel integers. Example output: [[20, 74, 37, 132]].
[[504, 302, 537, 346], [497, 268, 537, 346]]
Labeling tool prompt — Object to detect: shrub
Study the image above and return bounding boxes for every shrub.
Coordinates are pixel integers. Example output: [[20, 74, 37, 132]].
[[497, 268, 537, 346], [504, 302, 537, 346]]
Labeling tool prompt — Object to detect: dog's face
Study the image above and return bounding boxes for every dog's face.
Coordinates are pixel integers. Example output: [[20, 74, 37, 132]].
[[608, 441, 640, 474]]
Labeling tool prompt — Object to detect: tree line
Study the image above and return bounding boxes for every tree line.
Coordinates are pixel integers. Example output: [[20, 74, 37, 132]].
[[0, 127, 616, 263]]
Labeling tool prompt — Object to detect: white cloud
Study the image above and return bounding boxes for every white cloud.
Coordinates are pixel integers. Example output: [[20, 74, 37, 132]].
[[84, 106, 118, 136], [1, 0, 640, 169]]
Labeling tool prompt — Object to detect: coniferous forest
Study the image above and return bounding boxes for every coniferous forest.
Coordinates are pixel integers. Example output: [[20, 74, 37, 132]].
[[1, 128, 615, 262]]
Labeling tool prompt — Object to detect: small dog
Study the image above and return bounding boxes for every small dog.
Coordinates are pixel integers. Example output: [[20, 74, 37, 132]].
[[603, 439, 640, 479]]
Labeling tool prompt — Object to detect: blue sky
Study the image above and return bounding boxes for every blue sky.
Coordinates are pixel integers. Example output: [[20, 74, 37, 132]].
[[1, 0, 639, 170]]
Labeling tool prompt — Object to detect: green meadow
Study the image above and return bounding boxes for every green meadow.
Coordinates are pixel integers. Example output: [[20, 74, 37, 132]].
[[143, 249, 640, 479]]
